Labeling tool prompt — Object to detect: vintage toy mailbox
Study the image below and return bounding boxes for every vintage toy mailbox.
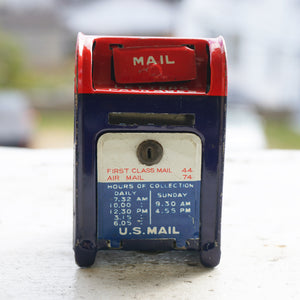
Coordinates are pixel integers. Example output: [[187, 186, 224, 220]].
[[74, 33, 227, 267]]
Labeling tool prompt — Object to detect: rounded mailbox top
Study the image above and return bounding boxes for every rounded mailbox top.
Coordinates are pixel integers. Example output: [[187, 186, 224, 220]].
[[75, 33, 227, 96]]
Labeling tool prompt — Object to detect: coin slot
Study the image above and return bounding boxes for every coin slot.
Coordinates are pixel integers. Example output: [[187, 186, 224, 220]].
[[108, 112, 195, 127]]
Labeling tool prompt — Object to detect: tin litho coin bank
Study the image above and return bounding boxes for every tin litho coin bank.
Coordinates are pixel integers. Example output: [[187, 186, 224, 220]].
[[74, 33, 227, 267]]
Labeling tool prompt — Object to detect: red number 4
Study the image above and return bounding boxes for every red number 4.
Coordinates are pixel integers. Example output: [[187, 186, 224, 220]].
[[182, 168, 192, 173]]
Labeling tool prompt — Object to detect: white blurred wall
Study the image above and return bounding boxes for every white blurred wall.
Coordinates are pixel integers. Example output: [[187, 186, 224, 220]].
[[174, 0, 300, 111]]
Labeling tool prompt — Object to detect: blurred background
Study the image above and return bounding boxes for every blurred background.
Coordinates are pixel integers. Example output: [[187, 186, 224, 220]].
[[0, 0, 300, 149]]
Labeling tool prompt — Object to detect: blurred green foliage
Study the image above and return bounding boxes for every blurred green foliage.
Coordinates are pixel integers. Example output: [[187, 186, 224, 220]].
[[264, 119, 300, 149], [0, 30, 73, 90], [38, 110, 73, 131], [0, 31, 25, 88], [33, 110, 74, 148]]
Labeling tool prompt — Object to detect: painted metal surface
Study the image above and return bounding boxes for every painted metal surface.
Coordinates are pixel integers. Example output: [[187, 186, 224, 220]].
[[112, 46, 197, 83], [74, 34, 227, 267], [97, 132, 202, 249], [75, 33, 227, 96]]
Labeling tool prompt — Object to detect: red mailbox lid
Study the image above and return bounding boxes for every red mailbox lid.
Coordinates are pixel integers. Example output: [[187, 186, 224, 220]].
[[75, 34, 227, 96], [112, 46, 197, 84]]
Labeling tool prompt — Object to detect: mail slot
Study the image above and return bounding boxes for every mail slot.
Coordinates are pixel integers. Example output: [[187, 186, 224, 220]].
[[74, 33, 227, 268]]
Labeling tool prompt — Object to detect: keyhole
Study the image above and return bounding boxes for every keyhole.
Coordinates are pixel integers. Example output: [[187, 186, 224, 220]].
[[137, 140, 163, 166], [147, 147, 152, 159]]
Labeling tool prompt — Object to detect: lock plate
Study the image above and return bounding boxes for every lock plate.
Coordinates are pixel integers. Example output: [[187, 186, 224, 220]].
[[97, 132, 202, 248]]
